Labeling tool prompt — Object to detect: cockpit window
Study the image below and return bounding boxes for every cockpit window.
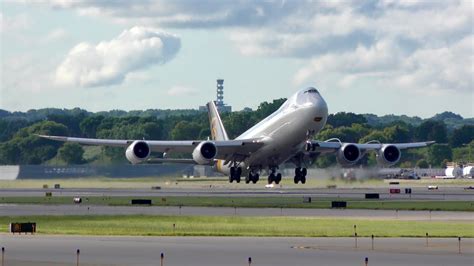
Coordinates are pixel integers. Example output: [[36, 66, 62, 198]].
[[304, 88, 319, 94]]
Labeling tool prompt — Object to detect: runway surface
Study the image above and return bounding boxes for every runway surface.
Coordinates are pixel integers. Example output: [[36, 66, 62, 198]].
[[1, 235, 472, 266], [1, 186, 473, 200], [1, 204, 473, 221]]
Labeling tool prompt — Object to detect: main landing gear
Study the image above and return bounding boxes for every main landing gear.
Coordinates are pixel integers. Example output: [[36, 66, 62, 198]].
[[229, 167, 242, 183], [294, 167, 307, 184], [267, 168, 282, 184], [245, 171, 259, 184], [230, 167, 259, 184]]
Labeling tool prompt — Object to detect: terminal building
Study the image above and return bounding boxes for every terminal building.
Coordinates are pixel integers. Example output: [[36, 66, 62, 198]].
[[199, 79, 232, 113]]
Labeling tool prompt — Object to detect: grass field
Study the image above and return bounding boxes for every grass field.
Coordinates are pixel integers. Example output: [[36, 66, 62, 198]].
[[1, 215, 472, 237], [1, 196, 473, 211]]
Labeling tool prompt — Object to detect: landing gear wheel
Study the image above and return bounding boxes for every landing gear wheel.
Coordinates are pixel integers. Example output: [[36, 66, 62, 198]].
[[236, 167, 242, 177], [229, 167, 235, 183], [229, 166, 242, 183], [294, 168, 301, 184], [268, 174, 275, 184], [275, 173, 282, 184], [252, 174, 259, 184], [245, 175, 250, 184], [294, 167, 307, 184], [249, 172, 259, 184], [295, 167, 301, 176]]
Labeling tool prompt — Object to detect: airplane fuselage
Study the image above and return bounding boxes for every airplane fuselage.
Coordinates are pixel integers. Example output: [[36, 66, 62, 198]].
[[217, 88, 328, 175]]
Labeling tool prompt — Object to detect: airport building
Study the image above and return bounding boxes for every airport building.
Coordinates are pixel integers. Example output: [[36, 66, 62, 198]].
[[199, 79, 232, 113]]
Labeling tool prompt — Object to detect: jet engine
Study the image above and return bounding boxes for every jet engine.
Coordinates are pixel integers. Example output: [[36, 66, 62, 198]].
[[192, 141, 217, 165], [336, 144, 361, 166], [125, 140, 151, 164], [376, 145, 401, 167]]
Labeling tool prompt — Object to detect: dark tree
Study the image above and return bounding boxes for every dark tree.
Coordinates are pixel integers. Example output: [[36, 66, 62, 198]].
[[327, 112, 367, 128], [449, 125, 474, 148], [415, 120, 448, 143], [58, 143, 85, 164], [427, 144, 452, 167], [80, 115, 105, 138]]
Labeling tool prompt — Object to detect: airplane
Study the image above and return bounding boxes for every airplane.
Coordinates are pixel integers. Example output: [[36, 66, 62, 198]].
[[37, 87, 434, 184]]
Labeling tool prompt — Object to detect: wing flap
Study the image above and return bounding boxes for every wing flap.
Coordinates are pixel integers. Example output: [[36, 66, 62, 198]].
[[36, 135, 130, 147]]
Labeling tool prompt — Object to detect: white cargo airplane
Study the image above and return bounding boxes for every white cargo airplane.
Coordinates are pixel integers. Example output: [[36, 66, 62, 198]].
[[38, 87, 434, 184]]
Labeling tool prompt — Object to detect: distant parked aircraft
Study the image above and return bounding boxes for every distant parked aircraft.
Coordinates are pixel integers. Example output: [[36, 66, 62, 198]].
[[38, 87, 434, 184]]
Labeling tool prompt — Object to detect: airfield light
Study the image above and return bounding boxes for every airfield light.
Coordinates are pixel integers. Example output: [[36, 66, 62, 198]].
[[458, 237, 462, 254]]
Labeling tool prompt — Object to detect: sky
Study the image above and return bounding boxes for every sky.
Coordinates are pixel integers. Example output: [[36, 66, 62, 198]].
[[1, 0, 473, 118]]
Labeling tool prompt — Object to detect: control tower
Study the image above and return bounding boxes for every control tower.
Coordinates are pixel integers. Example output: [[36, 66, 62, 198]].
[[216, 79, 224, 107], [198, 79, 232, 112], [214, 79, 231, 113]]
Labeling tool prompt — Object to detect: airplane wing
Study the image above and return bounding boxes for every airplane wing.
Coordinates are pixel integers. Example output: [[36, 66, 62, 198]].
[[36, 134, 264, 160], [306, 140, 435, 153], [300, 139, 435, 166]]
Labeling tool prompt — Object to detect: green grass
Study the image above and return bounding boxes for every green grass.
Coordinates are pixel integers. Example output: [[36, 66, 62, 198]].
[[1, 196, 473, 211], [0, 215, 472, 237]]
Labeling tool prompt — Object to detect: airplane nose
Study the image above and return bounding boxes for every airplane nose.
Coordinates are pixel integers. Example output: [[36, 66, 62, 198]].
[[312, 94, 328, 117]]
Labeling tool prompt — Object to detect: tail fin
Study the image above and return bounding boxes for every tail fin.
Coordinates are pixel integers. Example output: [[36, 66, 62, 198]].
[[206, 101, 229, 141]]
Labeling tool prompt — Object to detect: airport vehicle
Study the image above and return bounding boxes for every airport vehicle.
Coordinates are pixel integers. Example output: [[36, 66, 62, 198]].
[[399, 169, 420, 180], [428, 185, 439, 190], [38, 87, 434, 184]]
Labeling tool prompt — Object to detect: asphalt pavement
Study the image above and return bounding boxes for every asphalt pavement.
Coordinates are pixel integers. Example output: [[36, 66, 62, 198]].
[[1, 235, 472, 266]]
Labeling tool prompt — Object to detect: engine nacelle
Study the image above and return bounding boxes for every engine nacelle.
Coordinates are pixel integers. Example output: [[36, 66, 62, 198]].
[[125, 140, 151, 164], [192, 141, 217, 165], [376, 145, 401, 167], [336, 144, 361, 166]]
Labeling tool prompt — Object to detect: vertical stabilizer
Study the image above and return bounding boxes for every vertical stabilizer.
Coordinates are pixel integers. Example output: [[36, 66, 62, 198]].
[[206, 101, 229, 141]]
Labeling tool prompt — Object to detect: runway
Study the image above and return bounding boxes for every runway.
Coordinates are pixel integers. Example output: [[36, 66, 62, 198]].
[[1, 204, 473, 221], [1, 186, 473, 200], [1, 235, 472, 266]]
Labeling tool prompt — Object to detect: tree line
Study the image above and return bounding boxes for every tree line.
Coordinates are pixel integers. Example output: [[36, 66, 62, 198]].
[[0, 100, 472, 168]]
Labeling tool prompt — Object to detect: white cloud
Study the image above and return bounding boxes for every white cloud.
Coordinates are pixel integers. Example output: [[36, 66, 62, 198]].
[[394, 35, 473, 94], [48, 1, 473, 95], [49, 0, 297, 28], [293, 36, 473, 96], [54, 26, 180, 88], [167, 85, 198, 96]]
